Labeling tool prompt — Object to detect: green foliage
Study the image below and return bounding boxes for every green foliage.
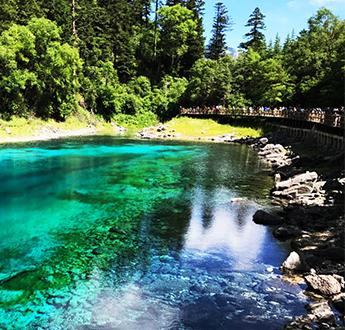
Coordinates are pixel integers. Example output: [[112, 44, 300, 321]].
[[235, 49, 294, 106], [158, 5, 198, 75], [82, 61, 125, 119], [0, 18, 82, 119], [184, 56, 236, 106], [152, 75, 188, 118], [82, 64, 186, 121], [113, 112, 157, 129], [283, 8, 345, 106]]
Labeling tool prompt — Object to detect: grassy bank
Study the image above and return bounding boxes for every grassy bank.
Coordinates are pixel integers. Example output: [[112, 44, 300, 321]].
[[0, 110, 147, 143], [162, 117, 263, 139], [0, 114, 262, 144]]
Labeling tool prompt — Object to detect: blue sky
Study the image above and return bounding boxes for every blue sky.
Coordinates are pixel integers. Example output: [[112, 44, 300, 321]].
[[202, 0, 345, 49]]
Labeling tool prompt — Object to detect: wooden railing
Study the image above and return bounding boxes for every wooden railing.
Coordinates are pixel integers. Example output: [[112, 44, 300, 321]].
[[180, 106, 344, 129]]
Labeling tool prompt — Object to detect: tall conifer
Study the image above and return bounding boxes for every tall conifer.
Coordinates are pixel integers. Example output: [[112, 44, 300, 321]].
[[206, 2, 231, 60], [240, 7, 266, 51]]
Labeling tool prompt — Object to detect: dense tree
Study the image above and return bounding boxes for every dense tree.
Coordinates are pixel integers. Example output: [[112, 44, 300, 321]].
[[184, 56, 235, 106], [283, 8, 345, 106], [0, 18, 82, 119], [0, 2, 343, 124], [157, 5, 198, 76], [235, 48, 294, 106], [152, 75, 188, 118], [206, 2, 231, 59], [240, 7, 266, 52]]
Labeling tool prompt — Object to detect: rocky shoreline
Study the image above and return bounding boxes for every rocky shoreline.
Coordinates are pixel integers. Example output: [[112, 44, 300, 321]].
[[237, 133, 344, 329]]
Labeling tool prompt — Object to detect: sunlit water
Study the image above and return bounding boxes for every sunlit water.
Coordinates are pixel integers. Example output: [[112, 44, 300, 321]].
[[0, 137, 307, 329]]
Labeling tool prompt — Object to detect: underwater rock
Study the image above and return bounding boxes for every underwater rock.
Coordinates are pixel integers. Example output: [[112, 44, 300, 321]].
[[91, 247, 104, 255], [0, 268, 36, 285]]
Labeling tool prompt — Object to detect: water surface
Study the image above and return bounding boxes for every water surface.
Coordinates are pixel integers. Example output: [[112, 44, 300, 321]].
[[0, 137, 307, 329]]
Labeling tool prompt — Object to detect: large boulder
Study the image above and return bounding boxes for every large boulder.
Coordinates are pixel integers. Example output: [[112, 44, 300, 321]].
[[252, 210, 283, 226], [305, 274, 342, 296], [259, 143, 287, 155]]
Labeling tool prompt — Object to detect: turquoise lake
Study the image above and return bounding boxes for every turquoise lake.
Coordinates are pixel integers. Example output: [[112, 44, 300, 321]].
[[0, 137, 308, 329]]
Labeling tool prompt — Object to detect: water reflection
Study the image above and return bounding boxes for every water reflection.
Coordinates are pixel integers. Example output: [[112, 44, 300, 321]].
[[184, 186, 266, 271]]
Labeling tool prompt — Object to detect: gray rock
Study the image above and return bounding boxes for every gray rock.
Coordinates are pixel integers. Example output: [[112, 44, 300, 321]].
[[281, 251, 308, 272], [275, 171, 318, 190], [306, 301, 335, 322], [252, 210, 283, 226], [259, 137, 268, 145], [305, 274, 342, 296]]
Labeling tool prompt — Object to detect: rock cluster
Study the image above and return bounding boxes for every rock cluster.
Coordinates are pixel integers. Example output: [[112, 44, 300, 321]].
[[138, 124, 178, 140], [248, 138, 328, 207], [246, 133, 345, 329], [272, 171, 327, 206], [137, 124, 239, 142], [257, 143, 292, 168]]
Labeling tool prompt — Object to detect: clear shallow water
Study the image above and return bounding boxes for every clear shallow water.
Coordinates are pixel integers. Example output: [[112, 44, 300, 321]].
[[0, 137, 307, 329]]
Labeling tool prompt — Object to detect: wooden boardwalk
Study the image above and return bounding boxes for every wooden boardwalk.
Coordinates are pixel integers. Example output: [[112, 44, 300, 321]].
[[180, 107, 344, 129]]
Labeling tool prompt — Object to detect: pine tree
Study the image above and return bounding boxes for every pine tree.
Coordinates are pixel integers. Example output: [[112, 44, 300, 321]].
[[273, 34, 281, 55], [206, 2, 231, 60], [180, 0, 205, 75], [240, 7, 266, 52]]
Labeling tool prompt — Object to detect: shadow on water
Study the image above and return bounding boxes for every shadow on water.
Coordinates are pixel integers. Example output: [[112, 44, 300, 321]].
[[0, 137, 308, 329]]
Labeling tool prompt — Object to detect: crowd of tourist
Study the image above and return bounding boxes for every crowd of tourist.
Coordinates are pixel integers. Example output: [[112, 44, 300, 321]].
[[181, 106, 344, 127]]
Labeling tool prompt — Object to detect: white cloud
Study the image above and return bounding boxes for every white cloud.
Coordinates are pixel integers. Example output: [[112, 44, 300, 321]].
[[309, 0, 345, 6], [287, 0, 303, 9]]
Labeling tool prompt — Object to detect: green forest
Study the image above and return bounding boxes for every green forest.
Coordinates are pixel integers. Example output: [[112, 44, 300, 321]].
[[0, 0, 344, 126]]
